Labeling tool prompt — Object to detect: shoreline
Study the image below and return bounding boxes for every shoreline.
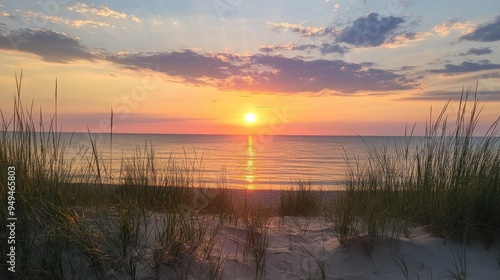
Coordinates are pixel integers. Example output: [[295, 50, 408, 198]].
[[225, 188, 342, 207], [67, 182, 343, 208]]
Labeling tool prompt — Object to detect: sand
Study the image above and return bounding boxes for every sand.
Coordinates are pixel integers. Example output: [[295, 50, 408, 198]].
[[221, 188, 341, 207], [137, 189, 500, 279], [62, 187, 500, 279], [216, 217, 500, 279]]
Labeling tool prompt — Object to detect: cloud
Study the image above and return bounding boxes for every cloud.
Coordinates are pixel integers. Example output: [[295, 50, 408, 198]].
[[319, 43, 349, 55], [459, 47, 493, 56], [383, 31, 433, 47], [0, 27, 416, 95], [460, 16, 500, 42], [429, 60, 500, 74], [267, 21, 337, 37], [267, 13, 418, 50], [227, 55, 416, 93], [108, 50, 416, 94], [131, 16, 141, 23], [106, 50, 242, 83], [0, 28, 95, 63], [60, 113, 204, 124], [68, 2, 126, 19], [335, 12, 405, 47], [400, 65, 417, 71], [21, 10, 110, 28], [434, 19, 475, 37], [406, 89, 500, 101], [259, 43, 317, 53], [259, 43, 348, 55], [68, 2, 141, 23], [71, 19, 110, 28]]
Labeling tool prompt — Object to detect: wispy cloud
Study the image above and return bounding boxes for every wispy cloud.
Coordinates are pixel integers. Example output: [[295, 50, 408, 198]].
[[267, 21, 337, 37], [259, 43, 317, 53], [429, 60, 500, 74], [406, 89, 500, 101], [459, 47, 493, 56], [383, 31, 433, 48], [433, 19, 475, 37], [68, 2, 125, 19], [60, 113, 204, 124], [460, 15, 500, 42], [259, 43, 348, 55], [22, 10, 110, 28], [68, 2, 141, 23]]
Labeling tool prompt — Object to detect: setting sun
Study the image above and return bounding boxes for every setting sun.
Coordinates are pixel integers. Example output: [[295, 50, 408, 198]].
[[245, 113, 257, 124]]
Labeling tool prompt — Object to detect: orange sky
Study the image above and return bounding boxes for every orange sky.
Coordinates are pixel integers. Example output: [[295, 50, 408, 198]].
[[1, 1, 499, 136]]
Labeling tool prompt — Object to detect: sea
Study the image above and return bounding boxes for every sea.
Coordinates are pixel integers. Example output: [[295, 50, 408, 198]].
[[57, 133, 415, 190]]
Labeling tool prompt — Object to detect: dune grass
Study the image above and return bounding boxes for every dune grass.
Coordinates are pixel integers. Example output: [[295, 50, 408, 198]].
[[333, 86, 500, 247], [279, 180, 321, 217], [0, 74, 230, 279]]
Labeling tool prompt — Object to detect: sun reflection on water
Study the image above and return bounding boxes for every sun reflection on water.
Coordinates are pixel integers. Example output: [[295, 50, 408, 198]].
[[245, 135, 256, 189]]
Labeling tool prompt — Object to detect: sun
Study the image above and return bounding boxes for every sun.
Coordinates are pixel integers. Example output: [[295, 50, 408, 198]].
[[245, 113, 257, 124]]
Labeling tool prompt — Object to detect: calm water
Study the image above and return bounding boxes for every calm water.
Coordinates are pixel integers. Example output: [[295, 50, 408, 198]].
[[58, 133, 413, 190]]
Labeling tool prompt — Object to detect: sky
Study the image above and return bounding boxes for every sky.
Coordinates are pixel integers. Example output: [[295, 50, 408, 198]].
[[0, 0, 499, 136]]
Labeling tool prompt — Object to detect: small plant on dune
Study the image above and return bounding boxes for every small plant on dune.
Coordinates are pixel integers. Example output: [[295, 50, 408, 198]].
[[289, 215, 313, 236], [292, 221, 330, 279], [324, 192, 361, 248], [151, 208, 225, 280], [195, 218, 226, 280], [154, 210, 204, 267], [241, 205, 272, 280], [493, 253, 500, 268], [445, 245, 467, 280], [66, 205, 151, 279], [389, 251, 410, 280]]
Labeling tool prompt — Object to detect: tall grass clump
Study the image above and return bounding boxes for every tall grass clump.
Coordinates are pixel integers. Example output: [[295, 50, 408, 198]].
[[338, 86, 500, 245], [202, 170, 235, 224], [0, 72, 84, 277], [0, 74, 222, 278], [279, 180, 321, 217], [115, 144, 201, 211]]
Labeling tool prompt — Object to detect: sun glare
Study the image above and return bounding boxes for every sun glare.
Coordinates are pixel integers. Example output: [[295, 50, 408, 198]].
[[245, 113, 257, 124]]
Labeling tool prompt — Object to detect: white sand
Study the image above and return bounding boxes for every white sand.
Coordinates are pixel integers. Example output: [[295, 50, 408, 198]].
[[74, 189, 500, 279], [213, 217, 500, 280]]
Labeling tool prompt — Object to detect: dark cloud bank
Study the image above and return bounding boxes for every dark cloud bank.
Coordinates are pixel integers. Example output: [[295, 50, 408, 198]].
[[0, 29, 95, 63], [0, 28, 417, 94]]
